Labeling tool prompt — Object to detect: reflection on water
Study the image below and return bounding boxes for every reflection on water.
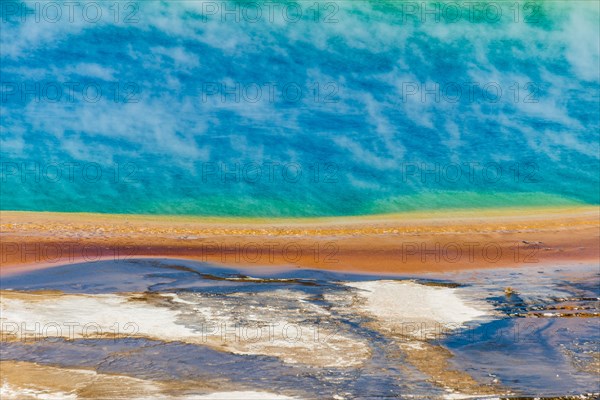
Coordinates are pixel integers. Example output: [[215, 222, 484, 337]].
[[425, 265, 600, 397], [1, 259, 598, 399]]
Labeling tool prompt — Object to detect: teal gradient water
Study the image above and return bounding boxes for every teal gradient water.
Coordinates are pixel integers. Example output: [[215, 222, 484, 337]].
[[1, 1, 598, 216]]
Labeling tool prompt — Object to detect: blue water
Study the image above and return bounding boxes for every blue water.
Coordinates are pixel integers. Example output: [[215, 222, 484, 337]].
[[1, 1, 599, 216]]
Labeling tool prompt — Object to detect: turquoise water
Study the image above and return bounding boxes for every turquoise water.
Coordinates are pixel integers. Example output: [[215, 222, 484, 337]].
[[1, 1, 599, 216]]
